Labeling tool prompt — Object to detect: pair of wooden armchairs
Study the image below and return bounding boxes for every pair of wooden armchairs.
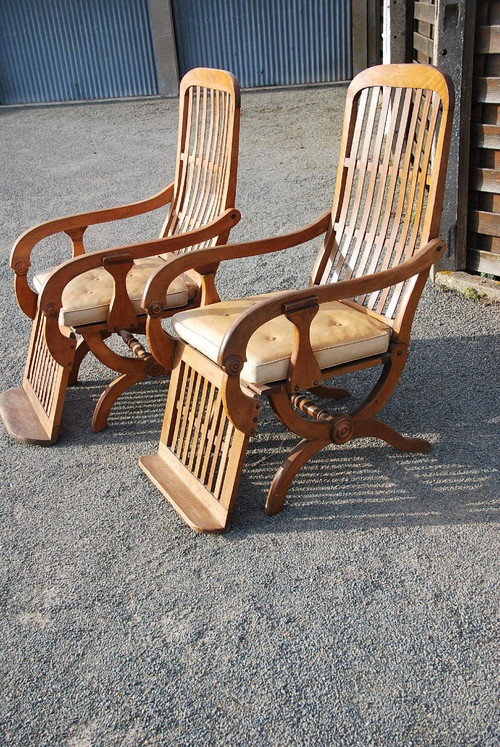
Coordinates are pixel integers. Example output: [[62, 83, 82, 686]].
[[1, 65, 453, 533]]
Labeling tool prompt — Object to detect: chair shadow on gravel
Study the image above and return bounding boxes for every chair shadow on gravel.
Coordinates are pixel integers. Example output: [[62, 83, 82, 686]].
[[232, 331, 499, 532], [58, 375, 170, 446], [233, 435, 498, 533], [58, 332, 498, 532]]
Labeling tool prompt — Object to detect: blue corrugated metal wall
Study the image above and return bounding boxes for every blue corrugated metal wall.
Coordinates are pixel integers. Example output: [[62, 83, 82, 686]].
[[0, 0, 159, 104], [171, 0, 352, 88]]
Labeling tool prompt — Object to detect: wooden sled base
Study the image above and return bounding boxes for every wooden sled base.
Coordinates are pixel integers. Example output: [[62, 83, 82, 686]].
[[139, 451, 230, 533], [139, 347, 254, 533], [0, 310, 71, 446], [0, 386, 58, 445]]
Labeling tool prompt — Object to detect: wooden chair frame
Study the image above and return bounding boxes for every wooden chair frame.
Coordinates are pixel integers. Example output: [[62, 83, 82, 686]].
[[1, 68, 240, 445], [139, 64, 454, 533]]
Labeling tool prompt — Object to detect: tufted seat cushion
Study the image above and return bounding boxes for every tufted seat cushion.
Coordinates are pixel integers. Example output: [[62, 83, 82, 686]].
[[172, 292, 392, 386], [33, 257, 197, 328]]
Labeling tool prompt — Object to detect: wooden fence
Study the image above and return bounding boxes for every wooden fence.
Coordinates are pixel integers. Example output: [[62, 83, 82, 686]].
[[468, 1, 500, 276]]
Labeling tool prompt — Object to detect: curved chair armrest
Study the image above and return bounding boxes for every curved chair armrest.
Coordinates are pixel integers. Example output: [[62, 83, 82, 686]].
[[143, 208, 331, 307], [11, 182, 175, 319], [143, 208, 332, 369], [38, 208, 240, 368], [217, 239, 445, 431]]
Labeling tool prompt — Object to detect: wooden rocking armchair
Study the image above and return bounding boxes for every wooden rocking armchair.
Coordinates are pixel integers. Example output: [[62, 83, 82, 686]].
[[0, 68, 240, 445], [139, 64, 454, 532]]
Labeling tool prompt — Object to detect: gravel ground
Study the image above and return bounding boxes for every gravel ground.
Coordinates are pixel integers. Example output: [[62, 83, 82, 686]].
[[0, 85, 499, 746]]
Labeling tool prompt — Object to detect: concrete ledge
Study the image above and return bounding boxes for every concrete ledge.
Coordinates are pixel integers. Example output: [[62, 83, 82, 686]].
[[434, 270, 500, 303]]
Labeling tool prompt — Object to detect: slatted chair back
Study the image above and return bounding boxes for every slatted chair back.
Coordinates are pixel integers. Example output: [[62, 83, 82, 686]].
[[160, 68, 240, 253], [311, 65, 453, 333]]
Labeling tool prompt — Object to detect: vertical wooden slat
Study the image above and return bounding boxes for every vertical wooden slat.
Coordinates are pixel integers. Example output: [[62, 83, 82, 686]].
[[350, 86, 393, 280], [408, 93, 441, 249], [170, 359, 189, 451], [213, 421, 235, 500], [329, 87, 370, 283], [187, 377, 210, 471], [26, 314, 54, 416], [182, 86, 208, 233], [176, 365, 198, 459], [357, 86, 410, 305], [180, 368, 202, 463], [207, 410, 229, 493], [165, 86, 194, 239], [193, 381, 217, 479], [178, 85, 202, 239], [199, 396, 224, 485], [40, 358, 56, 414], [211, 91, 232, 227], [27, 316, 42, 396], [367, 88, 427, 312], [190, 86, 216, 231], [200, 88, 223, 230], [384, 92, 441, 318], [341, 86, 383, 281]]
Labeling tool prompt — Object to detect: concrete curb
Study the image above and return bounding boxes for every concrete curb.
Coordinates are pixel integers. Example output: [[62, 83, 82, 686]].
[[434, 270, 500, 303]]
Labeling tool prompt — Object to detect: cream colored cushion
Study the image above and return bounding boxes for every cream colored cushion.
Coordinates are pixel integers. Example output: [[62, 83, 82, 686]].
[[33, 257, 197, 328], [173, 292, 392, 386]]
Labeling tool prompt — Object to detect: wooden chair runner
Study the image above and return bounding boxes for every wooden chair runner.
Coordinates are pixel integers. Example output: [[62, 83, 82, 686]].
[[0, 68, 240, 445], [139, 64, 454, 532]]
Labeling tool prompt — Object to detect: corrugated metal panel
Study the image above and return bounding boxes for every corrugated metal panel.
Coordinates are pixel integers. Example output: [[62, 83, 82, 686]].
[[0, 0, 159, 104], [171, 0, 352, 88]]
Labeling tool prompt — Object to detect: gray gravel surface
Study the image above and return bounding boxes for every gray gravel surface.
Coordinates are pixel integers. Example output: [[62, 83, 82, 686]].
[[1, 85, 499, 746]]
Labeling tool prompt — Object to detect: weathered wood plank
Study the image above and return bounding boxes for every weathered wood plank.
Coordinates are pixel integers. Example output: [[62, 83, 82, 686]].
[[470, 167, 500, 193], [414, 2, 437, 25], [468, 209, 500, 236], [413, 31, 434, 59], [475, 25, 500, 54], [473, 77, 500, 103], [467, 247, 500, 274], [470, 123, 500, 149]]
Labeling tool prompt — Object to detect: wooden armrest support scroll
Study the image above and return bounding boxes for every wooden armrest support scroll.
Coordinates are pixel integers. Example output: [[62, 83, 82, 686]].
[[11, 182, 175, 319], [144, 209, 332, 370], [103, 253, 139, 332], [219, 238, 445, 431], [284, 297, 322, 394], [38, 208, 240, 367]]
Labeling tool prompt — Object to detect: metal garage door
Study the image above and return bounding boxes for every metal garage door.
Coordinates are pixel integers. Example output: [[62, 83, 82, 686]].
[[0, 0, 159, 104], [171, 0, 352, 88]]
